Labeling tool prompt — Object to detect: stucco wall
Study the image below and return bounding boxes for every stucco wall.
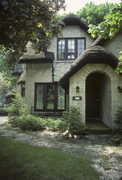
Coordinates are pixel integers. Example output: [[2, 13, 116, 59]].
[[21, 25, 93, 113], [48, 25, 93, 81], [69, 64, 122, 129], [25, 64, 53, 112], [104, 34, 122, 58]]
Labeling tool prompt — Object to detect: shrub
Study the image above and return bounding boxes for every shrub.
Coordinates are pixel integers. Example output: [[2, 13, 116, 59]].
[[111, 134, 122, 145], [9, 116, 20, 127], [0, 107, 8, 116], [68, 107, 86, 138], [16, 115, 46, 131], [7, 94, 26, 117], [45, 118, 63, 132], [62, 107, 87, 138]]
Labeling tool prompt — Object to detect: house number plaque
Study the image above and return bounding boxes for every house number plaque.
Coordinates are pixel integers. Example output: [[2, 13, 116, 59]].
[[72, 96, 82, 101]]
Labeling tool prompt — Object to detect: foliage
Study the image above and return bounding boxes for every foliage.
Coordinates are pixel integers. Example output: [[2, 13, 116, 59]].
[[0, 74, 10, 103], [0, 137, 99, 180], [0, 0, 65, 53], [118, 51, 122, 73], [89, 2, 122, 39], [77, 2, 116, 25], [111, 134, 122, 145], [0, 107, 8, 116], [45, 118, 63, 132], [7, 94, 26, 118], [16, 115, 46, 131], [62, 107, 87, 138], [114, 106, 122, 125], [0, 45, 20, 73], [89, 2, 122, 72]]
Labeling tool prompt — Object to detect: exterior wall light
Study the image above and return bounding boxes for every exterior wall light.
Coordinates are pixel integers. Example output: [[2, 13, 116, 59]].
[[76, 86, 80, 93], [118, 86, 122, 93]]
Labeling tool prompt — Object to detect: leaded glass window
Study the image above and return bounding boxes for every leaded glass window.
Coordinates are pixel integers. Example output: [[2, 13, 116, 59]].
[[57, 38, 85, 60]]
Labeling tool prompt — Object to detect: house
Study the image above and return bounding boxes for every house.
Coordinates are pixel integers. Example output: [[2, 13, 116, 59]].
[[14, 14, 122, 129]]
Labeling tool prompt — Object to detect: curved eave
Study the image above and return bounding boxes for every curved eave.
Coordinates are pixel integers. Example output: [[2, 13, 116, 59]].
[[62, 14, 89, 33], [12, 72, 22, 76], [19, 57, 54, 64], [18, 81, 25, 85], [60, 46, 119, 86]]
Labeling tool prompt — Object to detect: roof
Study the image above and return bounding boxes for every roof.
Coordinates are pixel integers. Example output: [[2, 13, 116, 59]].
[[18, 72, 26, 84], [60, 46, 119, 86], [12, 64, 24, 76], [62, 14, 89, 32], [19, 42, 54, 64], [92, 37, 108, 46]]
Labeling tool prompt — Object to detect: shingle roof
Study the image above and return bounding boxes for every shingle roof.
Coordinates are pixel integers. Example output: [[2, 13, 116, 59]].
[[60, 46, 118, 86], [62, 14, 89, 32], [92, 37, 108, 46], [19, 42, 54, 64], [18, 72, 26, 84]]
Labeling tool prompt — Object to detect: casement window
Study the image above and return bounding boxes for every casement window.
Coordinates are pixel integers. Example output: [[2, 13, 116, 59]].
[[57, 38, 86, 60], [34, 83, 66, 110]]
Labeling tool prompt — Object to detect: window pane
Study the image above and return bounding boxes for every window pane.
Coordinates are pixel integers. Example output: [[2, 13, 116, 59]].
[[77, 39, 85, 56], [67, 39, 75, 59], [58, 86, 65, 109], [36, 84, 43, 109], [46, 84, 54, 109], [58, 39, 65, 59]]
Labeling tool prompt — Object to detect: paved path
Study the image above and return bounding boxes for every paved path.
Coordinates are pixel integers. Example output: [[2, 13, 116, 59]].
[[0, 117, 122, 180], [0, 116, 8, 125]]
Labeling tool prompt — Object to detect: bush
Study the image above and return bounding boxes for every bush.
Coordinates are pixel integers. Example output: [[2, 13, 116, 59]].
[[111, 134, 122, 145], [16, 115, 46, 131], [45, 118, 63, 132], [7, 94, 26, 118], [9, 116, 20, 127], [62, 107, 87, 138], [9, 114, 46, 131], [0, 107, 8, 116]]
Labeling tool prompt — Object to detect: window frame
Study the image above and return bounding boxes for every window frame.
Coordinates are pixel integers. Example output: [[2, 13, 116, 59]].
[[34, 83, 66, 111], [57, 37, 86, 60]]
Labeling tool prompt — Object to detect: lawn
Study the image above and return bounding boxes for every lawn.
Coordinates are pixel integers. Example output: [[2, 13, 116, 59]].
[[0, 137, 99, 180]]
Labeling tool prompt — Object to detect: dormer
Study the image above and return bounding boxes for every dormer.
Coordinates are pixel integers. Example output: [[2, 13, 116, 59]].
[[48, 14, 93, 61]]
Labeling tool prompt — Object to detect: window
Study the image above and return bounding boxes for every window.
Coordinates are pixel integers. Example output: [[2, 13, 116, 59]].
[[57, 38, 85, 60], [21, 85, 25, 97], [35, 83, 65, 110]]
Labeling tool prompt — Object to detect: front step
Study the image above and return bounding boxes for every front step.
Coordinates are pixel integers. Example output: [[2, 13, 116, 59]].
[[86, 122, 112, 134]]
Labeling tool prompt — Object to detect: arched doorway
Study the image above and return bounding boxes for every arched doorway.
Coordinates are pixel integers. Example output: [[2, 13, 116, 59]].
[[85, 72, 111, 126]]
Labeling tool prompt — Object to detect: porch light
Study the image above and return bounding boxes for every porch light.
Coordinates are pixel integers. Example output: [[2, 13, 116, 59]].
[[76, 86, 80, 93], [118, 86, 122, 93]]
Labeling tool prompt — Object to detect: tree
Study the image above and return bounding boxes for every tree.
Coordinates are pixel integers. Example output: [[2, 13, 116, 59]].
[[76, 2, 117, 25], [0, 0, 65, 53], [89, 2, 122, 38], [89, 2, 122, 72], [0, 0, 65, 75], [0, 46, 18, 73], [0, 74, 10, 104]]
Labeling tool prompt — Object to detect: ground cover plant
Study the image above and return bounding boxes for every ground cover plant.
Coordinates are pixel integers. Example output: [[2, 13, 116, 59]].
[[0, 137, 99, 180]]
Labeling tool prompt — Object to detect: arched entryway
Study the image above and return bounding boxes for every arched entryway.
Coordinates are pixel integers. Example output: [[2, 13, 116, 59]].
[[85, 72, 111, 127]]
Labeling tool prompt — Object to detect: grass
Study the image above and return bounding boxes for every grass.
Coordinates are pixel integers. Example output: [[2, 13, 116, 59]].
[[0, 137, 99, 180]]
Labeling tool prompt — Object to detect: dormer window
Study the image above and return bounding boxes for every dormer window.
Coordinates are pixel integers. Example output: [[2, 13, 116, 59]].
[[57, 38, 86, 60]]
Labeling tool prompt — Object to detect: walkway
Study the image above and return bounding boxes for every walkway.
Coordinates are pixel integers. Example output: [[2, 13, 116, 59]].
[[0, 117, 122, 180], [0, 116, 8, 125]]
